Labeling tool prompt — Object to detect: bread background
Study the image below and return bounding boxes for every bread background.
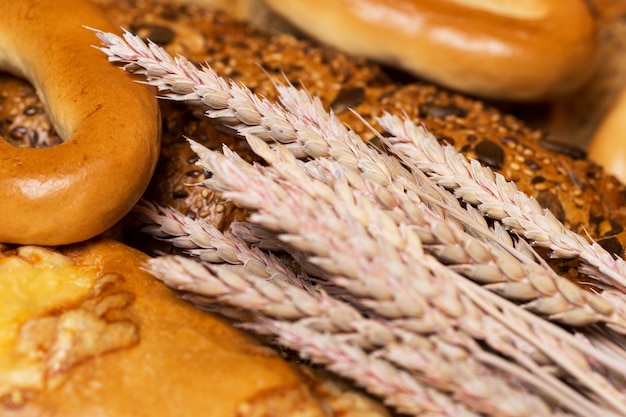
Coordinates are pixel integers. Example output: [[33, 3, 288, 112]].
[[147, 0, 626, 177], [3, 0, 626, 415]]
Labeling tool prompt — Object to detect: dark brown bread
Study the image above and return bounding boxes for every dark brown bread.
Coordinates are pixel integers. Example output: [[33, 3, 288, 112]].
[[0, 76, 62, 149], [86, 0, 626, 265]]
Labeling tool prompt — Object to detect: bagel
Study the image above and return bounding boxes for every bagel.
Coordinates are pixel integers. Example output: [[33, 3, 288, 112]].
[[261, 0, 598, 101], [0, 0, 161, 245]]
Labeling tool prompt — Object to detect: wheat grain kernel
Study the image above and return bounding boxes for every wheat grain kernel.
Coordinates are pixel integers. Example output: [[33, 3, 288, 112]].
[[585, 293, 615, 316], [556, 278, 586, 306], [486, 282, 537, 301], [523, 296, 572, 315], [525, 272, 558, 295], [552, 308, 597, 327]]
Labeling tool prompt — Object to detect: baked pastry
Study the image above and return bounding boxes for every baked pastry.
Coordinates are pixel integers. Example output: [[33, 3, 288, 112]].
[[0, 238, 338, 416]]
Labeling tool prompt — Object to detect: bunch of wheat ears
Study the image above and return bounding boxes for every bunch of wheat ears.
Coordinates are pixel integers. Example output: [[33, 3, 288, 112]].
[[95, 29, 626, 416]]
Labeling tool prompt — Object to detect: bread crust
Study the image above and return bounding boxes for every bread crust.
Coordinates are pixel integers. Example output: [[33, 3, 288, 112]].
[[588, 88, 626, 183], [0, 238, 330, 417], [262, 0, 597, 101], [0, 0, 161, 245]]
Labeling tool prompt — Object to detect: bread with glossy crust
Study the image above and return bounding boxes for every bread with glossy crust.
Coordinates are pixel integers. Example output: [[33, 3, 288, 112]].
[[0, 238, 334, 417], [261, 0, 597, 101], [0, 0, 161, 245]]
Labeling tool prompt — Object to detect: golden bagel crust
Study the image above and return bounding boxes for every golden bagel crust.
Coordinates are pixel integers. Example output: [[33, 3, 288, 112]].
[[0, 0, 161, 245], [262, 0, 597, 101]]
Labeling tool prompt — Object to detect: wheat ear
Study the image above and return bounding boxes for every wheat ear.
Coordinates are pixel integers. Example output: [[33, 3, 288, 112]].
[[271, 85, 626, 332], [189, 137, 626, 414], [95, 28, 626, 415], [94, 28, 626, 333], [149, 251, 587, 417], [379, 113, 626, 292], [137, 175, 606, 416]]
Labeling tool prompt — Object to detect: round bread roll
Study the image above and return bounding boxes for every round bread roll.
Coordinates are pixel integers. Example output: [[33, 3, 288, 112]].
[[261, 0, 597, 101], [543, 2, 626, 178], [0, 238, 333, 417], [588, 89, 626, 183], [0, 0, 161, 245]]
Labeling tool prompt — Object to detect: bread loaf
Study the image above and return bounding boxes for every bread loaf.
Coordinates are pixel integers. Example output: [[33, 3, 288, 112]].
[[0, 238, 337, 417], [82, 0, 626, 269]]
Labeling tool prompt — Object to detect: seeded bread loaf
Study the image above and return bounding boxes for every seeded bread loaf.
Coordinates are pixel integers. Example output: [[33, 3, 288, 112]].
[[83, 0, 626, 265], [0, 76, 62, 149]]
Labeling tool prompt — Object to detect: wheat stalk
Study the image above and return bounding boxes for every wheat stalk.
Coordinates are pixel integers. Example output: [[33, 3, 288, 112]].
[[94, 28, 623, 410], [188, 137, 626, 413], [378, 113, 626, 292], [149, 252, 586, 417], [134, 200, 311, 286], [264, 320, 479, 417], [93, 28, 626, 334], [137, 183, 606, 415], [147, 244, 482, 416], [272, 85, 626, 331]]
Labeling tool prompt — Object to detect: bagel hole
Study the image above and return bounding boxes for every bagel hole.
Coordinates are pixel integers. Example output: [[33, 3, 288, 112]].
[[0, 72, 63, 149]]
